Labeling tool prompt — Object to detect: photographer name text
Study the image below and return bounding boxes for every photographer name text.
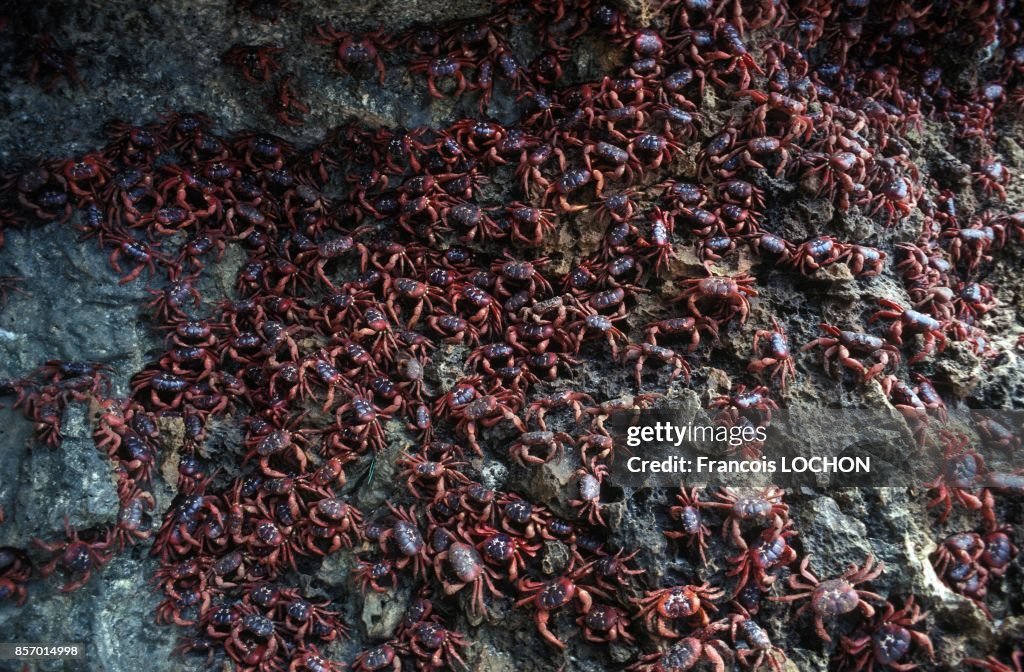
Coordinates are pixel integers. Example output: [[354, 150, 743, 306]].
[[625, 455, 872, 475]]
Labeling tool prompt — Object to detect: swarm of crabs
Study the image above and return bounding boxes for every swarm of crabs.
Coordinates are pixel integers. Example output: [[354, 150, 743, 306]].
[[0, 0, 1023, 669]]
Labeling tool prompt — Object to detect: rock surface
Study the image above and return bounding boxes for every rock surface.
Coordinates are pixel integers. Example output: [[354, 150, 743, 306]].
[[0, 1, 1021, 671]]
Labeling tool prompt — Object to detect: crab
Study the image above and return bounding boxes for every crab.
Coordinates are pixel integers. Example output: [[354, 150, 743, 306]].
[[352, 644, 401, 672], [789, 235, 844, 274], [0, 547, 31, 607], [33, 519, 114, 592], [839, 244, 886, 278], [621, 342, 691, 388], [723, 135, 796, 177], [569, 459, 610, 526], [289, 646, 345, 672], [708, 385, 778, 427], [113, 483, 157, 549], [730, 609, 788, 672], [542, 167, 595, 212], [869, 299, 948, 364], [566, 309, 629, 358], [107, 234, 165, 284], [801, 323, 901, 382], [269, 72, 310, 126], [701, 486, 789, 550], [867, 175, 919, 226], [378, 503, 430, 579], [491, 252, 553, 298], [628, 621, 732, 672], [225, 607, 285, 668], [972, 158, 1011, 201], [396, 451, 471, 500], [242, 425, 311, 478], [664, 487, 711, 564], [930, 531, 986, 582], [909, 373, 948, 422], [644, 317, 707, 352], [409, 54, 473, 98], [974, 413, 1021, 454], [473, 525, 540, 581], [405, 620, 469, 670], [496, 494, 549, 539], [953, 281, 998, 321], [333, 386, 391, 453], [526, 391, 595, 429], [451, 392, 526, 456], [514, 560, 610, 648], [834, 596, 934, 672], [771, 554, 886, 642], [578, 603, 636, 644], [352, 558, 397, 593], [314, 24, 391, 83], [673, 273, 758, 328], [222, 43, 284, 82], [748, 318, 796, 390], [964, 651, 1024, 672], [800, 150, 868, 210], [940, 220, 1004, 272], [726, 523, 798, 595], [505, 203, 558, 246], [924, 431, 994, 521], [433, 541, 504, 615], [302, 495, 364, 555], [14, 166, 72, 223], [635, 583, 725, 637], [508, 430, 574, 467]]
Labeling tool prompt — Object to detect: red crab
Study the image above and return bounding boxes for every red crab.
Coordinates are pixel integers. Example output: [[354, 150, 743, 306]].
[[451, 392, 526, 456], [621, 342, 691, 388], [730, 609, 788, 672], [409, 54, 473, 98], [433, 541, 504, 615], [473, 524, 539, 580], [801, 324, 901, 382], [378, 503, 430, 579], [664, 487, 711, 564], [269, 73, 310, 126], [508, 430, 574, 467], [404, 620, 469, 670], [222, 43, 283, 82], [515, 560, 610, 648], [397, 451, 470, 500], [964, 651, 1024, 672], [569, 459, 610, 526], [314, 24, 392, 84], [0, 547, 31, 607], [33, 519, 114, 592], [627, 621, 732, 672], [673, 273, 758, 328], [635, 582, 725, 637], [578, 603, 636, 644], [726, 523, 798, 594], [924, 432, 992, 523], [869, 299, 948, 364], [702, 486, 789, 550], [748, 318, 796, 390], [834, 596, 934, 672], [28, 34, 80, 91], [225, 607, 285, 667], [771, 554, 886, 642], [352, 644, 401, 672], [972, 158, 1011, 201]]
